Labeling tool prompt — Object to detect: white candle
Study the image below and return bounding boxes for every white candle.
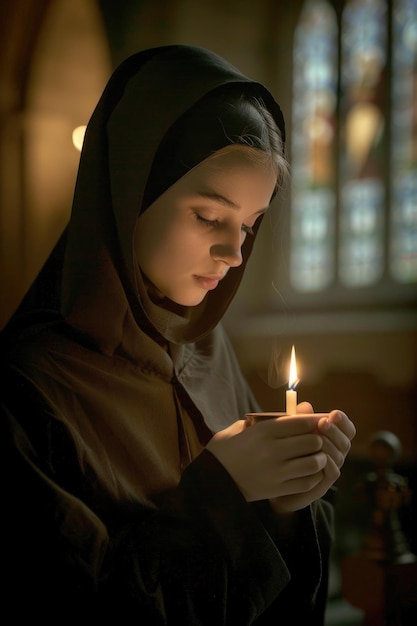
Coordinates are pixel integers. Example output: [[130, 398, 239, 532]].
[[286, 388, 297, 415], [286, 345, 299, 415]]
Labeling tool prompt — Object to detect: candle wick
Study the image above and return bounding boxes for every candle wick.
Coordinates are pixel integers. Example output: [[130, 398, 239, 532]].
[[289, 378, 300, 391]]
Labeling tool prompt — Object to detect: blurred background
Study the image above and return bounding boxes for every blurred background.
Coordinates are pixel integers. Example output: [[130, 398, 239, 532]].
[[1, 0, 416, 623]]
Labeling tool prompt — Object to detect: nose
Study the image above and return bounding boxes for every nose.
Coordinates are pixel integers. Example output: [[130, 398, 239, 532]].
[[211, 229, 244, 268]]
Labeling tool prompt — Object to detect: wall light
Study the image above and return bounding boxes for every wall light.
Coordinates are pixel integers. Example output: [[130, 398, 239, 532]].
[[72, 125, 87, 151]]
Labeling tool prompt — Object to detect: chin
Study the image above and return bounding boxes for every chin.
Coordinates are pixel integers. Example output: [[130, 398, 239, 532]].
[[181, 297, 207, 307], [154, 286, 207, 309], [173, 292, 208, 307]]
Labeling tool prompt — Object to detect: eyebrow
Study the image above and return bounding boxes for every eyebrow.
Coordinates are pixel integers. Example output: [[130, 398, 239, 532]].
[[197, 190, 269, 214]]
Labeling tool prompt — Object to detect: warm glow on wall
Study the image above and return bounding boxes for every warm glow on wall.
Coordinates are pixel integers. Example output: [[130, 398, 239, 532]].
[[72, 125, 87, 151]]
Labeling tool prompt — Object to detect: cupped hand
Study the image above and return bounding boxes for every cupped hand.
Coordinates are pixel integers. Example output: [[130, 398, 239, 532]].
[[206, 414, 327, 502], [269, 403, 356, 513], [206, 402, 356, 513]]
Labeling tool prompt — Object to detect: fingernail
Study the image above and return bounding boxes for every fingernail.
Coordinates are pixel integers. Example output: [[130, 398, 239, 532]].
[[332, 411, 342, 423], [320, 419, 331, 431]]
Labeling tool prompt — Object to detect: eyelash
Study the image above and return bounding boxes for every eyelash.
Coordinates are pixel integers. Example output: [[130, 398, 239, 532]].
[[195, 214, 255, 236]]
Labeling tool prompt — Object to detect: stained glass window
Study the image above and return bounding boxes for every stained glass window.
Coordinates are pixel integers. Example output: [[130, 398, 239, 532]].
[[290, 0, 338, 292], [290, 0, 417, 296], [390, 0, 417, 282], [339, 0, 387, 287]]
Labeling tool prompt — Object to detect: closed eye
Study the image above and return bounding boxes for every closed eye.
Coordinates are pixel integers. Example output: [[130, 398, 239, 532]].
[[195, 213, 255, 236], [195, 214, 220, 228], [242, 224, 255, 236]]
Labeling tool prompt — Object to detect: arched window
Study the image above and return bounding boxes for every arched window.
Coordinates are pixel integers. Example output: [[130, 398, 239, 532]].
[[390, 0, 417, 283], [291, 0, 338, 292], [290, 0, 417, 307]]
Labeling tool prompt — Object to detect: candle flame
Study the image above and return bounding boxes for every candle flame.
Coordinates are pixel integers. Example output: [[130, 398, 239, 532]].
[[289, 345, 299, 390]]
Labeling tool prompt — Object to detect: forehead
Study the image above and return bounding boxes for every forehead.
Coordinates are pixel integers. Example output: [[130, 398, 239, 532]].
[[173, 147, 277, 207]]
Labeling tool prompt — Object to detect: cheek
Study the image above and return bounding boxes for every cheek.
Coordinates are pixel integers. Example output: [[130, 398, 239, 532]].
[[135, 211, 174, 265], [144, 224, 195, 276], [161, 230, 204, 270]]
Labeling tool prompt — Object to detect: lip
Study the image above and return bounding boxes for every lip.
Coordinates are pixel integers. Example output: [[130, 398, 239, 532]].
[[193, 274, 225, 290]]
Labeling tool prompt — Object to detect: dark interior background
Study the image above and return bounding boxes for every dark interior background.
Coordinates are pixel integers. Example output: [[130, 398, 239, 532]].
[[1, 2, 416, 623]]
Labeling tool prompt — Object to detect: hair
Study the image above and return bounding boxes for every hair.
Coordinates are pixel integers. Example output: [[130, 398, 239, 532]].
[[206, 96, 289, 191], [141, 86, 288, 213]]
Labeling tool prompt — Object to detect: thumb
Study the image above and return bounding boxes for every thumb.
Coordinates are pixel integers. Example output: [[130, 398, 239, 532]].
[[297, 401, 314, 414], [211, 419, 248, 441]]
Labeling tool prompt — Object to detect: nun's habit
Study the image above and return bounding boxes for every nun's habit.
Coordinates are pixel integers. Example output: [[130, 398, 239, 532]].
[[1, 46, 333, 624]]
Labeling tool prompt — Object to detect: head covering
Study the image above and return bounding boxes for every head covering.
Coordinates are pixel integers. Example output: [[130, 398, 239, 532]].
[[61, 45, 286, 354], [2, 46, 287, 507], [141, 84, 282, 212]]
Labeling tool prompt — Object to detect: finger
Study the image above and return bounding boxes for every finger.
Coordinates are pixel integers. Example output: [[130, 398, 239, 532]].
[[259, 457, 327, 502], [211, 419, 249, 441], [275, 433, 323, 461], [277, 456, 340, 510], [324, 454, 341, 482], [275, 471, 325, 498], [318, 419, 352, 468], [318, 419, 352, 456], [238, 454, 326, 503], [260, 415, 322, 438], [280, 450, 327, 481], [274, 474, 334, 511], [297, 401, 314, 414], [270, 453, 342, 512], [320, 435, 347, 469], [327, 410, 356, 440]]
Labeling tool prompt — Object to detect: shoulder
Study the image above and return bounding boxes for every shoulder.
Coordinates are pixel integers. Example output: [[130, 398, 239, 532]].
[[1, 309, 97, 374], [1, 309, 63, 357]]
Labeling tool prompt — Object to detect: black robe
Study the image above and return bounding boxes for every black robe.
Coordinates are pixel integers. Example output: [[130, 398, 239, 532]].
[[1, 45, 333, 624]]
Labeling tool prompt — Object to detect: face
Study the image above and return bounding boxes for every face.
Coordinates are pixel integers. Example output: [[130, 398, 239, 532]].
[[134, 148, 277, 307]]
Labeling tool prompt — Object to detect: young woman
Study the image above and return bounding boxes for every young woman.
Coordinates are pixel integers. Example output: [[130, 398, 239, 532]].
[[1, 45, 355, 624]]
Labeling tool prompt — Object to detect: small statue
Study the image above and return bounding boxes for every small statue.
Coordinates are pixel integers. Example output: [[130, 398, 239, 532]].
[[361, 430, 415, 564]]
